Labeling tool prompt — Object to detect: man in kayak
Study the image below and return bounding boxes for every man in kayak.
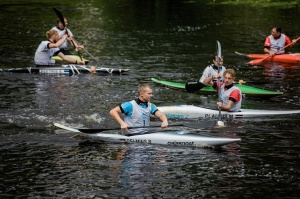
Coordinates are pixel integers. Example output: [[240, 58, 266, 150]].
[[199, 53, 226, 83], [203, 69, 242, 112], [200, 54, 244, 85], [264, 26, 297, 56], [52, 17, 84, 55], [34, 29, 85, 66], [110, 83, 169, 130]]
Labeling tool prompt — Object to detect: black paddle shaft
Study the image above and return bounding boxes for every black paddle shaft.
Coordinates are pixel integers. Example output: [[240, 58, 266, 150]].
[[78, 121, 215, 134]]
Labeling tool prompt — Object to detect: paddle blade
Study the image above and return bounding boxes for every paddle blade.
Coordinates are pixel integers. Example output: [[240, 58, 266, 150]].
[[216, 40, 222, 60], [53, 8, 65, 27], [185, 81, 206, 93]]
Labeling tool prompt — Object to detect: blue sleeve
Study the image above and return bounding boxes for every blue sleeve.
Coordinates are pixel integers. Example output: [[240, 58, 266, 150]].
[[120, 101, 133, 117], [150, 103, 158, 115]]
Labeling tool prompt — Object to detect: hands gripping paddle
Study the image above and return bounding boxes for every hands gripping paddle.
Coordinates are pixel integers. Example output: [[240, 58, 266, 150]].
[[53, 8, 83, 61], [53, 8, 102, 67]]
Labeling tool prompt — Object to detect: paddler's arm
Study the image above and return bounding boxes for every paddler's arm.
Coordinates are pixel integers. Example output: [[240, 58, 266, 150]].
[[203, 73, 221, 86], [49, 34, 68, 48], [109, 106, 129, 130], [154, 110, 168, 129], [217, 101, 234, 111]]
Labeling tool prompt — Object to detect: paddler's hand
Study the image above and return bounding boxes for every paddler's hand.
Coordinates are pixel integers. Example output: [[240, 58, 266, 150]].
[[77, 45, 84, 50], [120, 123, 129, 131], [161, 121, 168, 129], [238, 79, 246, 84], [217, 102, 223, 109], [213, 73, 222, 79], [77, 60, 85, 65], [268, 51, 276, 56]]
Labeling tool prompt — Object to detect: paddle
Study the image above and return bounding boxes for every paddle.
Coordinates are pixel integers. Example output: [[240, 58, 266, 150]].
[[247, 36, 300, 65], [185, 81, 206, 93], [53, 8, 84, 61], [216, 40, 225, 127], [185, 80, 255, 93], [53, 8, 102, 67], [77, 121, 215, 134]]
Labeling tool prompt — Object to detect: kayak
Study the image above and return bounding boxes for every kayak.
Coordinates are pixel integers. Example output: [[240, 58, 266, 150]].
[[52, 55, 89, 64], [54, 123, 241, 147], [0, 65, 130, 75], [151, 78, 283, 98], [157, 105, 300, 119], [235, 51, 300, 65]]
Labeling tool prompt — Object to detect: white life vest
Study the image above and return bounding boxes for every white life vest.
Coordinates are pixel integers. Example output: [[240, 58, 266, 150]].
[[124, 100, 151, 127], [51, 27, 73, 50], [220, 84, 242, 112], [268, 34, 287, 54]]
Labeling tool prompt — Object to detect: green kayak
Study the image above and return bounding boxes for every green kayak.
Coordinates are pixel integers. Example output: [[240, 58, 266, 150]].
[[151, 78, 283, 98]]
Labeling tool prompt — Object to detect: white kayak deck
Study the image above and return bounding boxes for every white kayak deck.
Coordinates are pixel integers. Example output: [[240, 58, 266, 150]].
[[157, 105, 300, 119]]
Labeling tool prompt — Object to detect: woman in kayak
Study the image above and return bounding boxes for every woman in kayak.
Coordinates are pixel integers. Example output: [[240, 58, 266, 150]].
[[264, 26, 297, 56], [52, 17, 84, 55], [34, 29, 85, 66], [203, 69, 242, 112], [110, 83, 168, 130]]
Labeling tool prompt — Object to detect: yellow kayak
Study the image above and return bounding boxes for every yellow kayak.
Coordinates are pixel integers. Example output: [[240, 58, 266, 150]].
[[52, 55, 89, 64]]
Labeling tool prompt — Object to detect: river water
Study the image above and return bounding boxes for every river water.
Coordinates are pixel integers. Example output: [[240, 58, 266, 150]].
[[1, 0, 300, 198]]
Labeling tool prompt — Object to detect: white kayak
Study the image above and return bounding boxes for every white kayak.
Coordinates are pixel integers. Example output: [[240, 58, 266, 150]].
[[0, 65, 130, 75], [54, 123, 241, 147], [157, 105, 300, 119]]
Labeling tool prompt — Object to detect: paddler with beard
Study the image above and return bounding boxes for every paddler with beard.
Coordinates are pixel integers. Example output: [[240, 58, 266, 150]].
[[203, 69, 242, 112], [264, 26, 297, 56], [110, 83, 168, 131], [34, 29, 85, 66]]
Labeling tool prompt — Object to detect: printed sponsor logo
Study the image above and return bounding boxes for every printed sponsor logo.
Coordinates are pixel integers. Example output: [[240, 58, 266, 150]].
[[165, 114, 188, 119], [39, 69, 68, 74], [168, 141, 195, 146], [120, 139, 152, 144], [204, 114, 234, 119]]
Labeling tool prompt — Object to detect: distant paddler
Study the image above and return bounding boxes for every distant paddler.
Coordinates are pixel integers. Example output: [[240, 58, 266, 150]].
[[34, 29, 85, 66], [52, 17, 84, 55]]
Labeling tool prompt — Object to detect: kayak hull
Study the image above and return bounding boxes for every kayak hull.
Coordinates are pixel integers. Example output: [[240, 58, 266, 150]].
[[240, 53, 300, 65], [89, 131, 240, 147], [157, 105, 300, 119], [54, 123, 240, 147], [0, 65, 130, 75], [151, 78, 283, 98]]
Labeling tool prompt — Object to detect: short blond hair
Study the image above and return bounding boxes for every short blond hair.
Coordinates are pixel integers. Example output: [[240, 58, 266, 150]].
[[45, 30, 58, 39], [138, 84, 151, 95]]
